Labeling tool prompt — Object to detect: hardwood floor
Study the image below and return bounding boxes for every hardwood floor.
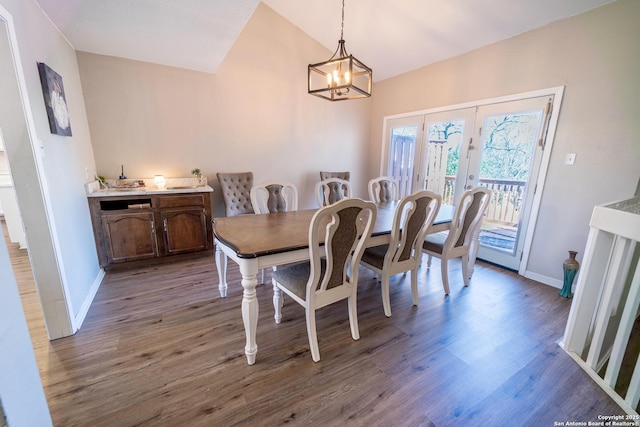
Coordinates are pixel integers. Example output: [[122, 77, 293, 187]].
[[3, 219, 626, 426]]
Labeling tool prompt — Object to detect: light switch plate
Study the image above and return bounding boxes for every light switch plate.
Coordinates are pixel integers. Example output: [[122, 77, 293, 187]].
[[565, 153, 576, 166]]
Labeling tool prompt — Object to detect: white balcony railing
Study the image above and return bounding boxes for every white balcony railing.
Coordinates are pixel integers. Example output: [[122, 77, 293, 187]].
[[562, 196, 640, 415], [443, 177, 526, 226]]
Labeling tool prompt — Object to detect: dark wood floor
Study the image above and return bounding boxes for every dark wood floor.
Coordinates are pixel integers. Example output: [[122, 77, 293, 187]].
[[3, 220, 626, 426]]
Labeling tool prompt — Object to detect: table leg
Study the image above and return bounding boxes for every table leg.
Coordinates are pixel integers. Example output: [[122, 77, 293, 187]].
[[239, 259, 259, 365], [215, 242, 228, 297]]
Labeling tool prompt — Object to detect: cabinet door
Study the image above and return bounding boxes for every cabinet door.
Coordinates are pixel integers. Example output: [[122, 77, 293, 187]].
[[102, 211, 158, 263], [161, 207, 208, 254]]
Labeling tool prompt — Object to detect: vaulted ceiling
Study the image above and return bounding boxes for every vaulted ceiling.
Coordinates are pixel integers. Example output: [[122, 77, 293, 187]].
[[35, 0, 614, 82]]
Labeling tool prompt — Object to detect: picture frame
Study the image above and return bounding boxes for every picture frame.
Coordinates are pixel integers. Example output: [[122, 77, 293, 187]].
[[37, 62, 72, 136]]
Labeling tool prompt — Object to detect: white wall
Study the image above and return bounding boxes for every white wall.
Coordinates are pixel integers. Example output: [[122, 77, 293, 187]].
[[0, 222, 51, 425], [369, 0, 640, 285], [77, 3, 373, 217], [0, 0, 104, 337]]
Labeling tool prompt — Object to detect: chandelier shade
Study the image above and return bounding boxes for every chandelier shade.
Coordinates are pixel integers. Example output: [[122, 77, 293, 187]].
[[307, 1, 372, 101]]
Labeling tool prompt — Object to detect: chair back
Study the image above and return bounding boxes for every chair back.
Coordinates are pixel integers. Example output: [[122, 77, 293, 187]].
[[315, 178, 352, 207], [386, 190, 441, 268], [250, 181, 298, 214], [217, 172, 255, 217], [368, 176, 399, 203], [319, 171, 350, 181], [445, 187, 492, 251], [307, 198, 376, 300]]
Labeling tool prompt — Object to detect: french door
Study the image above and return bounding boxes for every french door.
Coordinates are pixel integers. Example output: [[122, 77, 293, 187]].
[[385, 94, 555, 271], [470, 97, 551, 269]]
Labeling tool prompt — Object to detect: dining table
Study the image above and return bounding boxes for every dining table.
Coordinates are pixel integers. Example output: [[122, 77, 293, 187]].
[[212, 201, 455, 365]]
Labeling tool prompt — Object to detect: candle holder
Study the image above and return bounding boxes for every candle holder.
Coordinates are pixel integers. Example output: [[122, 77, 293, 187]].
[[154, 175, 166, 189]]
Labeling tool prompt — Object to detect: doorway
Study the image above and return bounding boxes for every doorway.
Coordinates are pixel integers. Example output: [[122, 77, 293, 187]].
[[383, 88, 563, 272]]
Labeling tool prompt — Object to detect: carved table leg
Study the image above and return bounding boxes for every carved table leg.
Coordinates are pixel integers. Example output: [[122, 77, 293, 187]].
[[272, 267, 283, 324], [239, 259, 259, 365], [215, 242, 228, 297]]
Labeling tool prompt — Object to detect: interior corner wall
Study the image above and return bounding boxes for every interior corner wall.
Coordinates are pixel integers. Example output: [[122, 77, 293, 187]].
[[369, 0, 640, 284], [0, 0, 103, 336], [78, 2, 372, 217]]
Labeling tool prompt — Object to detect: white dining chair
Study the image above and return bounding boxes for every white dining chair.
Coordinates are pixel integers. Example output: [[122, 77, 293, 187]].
[[250, 180, 298, 214], [315, 178, 351, 207], [360, 190, 441, 317], [271, 198, 376, 362], [422, 186, 491, 295], [250, 180, 298, 287], [368, 176, 399, 203]]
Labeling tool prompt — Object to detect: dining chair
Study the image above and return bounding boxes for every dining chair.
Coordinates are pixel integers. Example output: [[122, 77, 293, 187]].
[[216, 172, 255, 216], [360, 190, 441, 317], [315, 178, 351, 207], [422, 186, 492, 295], [250, 180, 298, 214], [368, 176, 399, 203], [271, 198, 377, 362], [250, 180, 298, 286], [319, 171, 350, 181], [215, 172, 255, 290]]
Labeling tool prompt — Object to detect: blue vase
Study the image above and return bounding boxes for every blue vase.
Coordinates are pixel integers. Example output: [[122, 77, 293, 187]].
[[560, 251, 579, 298]]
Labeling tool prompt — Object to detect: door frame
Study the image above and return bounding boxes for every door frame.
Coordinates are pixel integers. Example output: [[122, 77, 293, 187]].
[[0, 5, 74, 337], [381, 86, 565, 275]]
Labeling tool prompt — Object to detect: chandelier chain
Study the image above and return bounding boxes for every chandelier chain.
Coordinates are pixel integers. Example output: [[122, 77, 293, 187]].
[[340, 0, 345, 40]]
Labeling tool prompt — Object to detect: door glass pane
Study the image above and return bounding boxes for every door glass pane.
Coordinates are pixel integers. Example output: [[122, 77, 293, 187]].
[[389, 125, 417, 198], [425, 121, 464, 205], [478, 111, 543, 254]]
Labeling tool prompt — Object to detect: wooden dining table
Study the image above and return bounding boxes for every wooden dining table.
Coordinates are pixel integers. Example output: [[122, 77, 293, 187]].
[[212, 201, 455, 365]]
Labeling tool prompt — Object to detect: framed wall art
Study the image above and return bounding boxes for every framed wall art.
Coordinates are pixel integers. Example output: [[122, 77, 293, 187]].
[[37, 62, 72, 136]]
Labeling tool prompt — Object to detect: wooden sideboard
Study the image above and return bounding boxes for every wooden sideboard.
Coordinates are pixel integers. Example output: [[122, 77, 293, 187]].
[[88, 188, 213, 270]]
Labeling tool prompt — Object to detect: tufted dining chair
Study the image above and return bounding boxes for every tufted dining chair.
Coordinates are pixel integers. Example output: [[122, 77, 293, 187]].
[[368, 176, 399, 204], [215, 172, 254, 291], [422, 186, 491, 295], [250, 181, 298, 214], [319, 171, 350, 181], [360, 190, 441, 317], [315, 178, 352, 207], [217, 172, 255, 217], [271, 198, 377, 362]]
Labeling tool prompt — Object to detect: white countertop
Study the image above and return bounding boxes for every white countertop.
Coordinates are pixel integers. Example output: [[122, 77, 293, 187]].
[[87, 185, 213, 197], [85, 177, 213, 197]]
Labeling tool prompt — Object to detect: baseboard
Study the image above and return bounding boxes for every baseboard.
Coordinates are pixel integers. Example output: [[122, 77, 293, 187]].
[[73, 268, 105, 331], [523, 270, 563, 289]]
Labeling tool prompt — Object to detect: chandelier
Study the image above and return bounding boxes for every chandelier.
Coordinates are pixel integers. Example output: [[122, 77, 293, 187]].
[[307, 0, 372, 101]]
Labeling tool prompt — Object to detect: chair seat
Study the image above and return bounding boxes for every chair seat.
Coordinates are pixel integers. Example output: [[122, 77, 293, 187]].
[[272, 260, 328, 299], [361, 244, 389, 269], [422, 232, 448, 254]]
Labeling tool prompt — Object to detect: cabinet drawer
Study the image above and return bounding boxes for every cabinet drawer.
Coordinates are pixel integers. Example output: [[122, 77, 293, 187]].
[[157, 194, 205, 208]]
